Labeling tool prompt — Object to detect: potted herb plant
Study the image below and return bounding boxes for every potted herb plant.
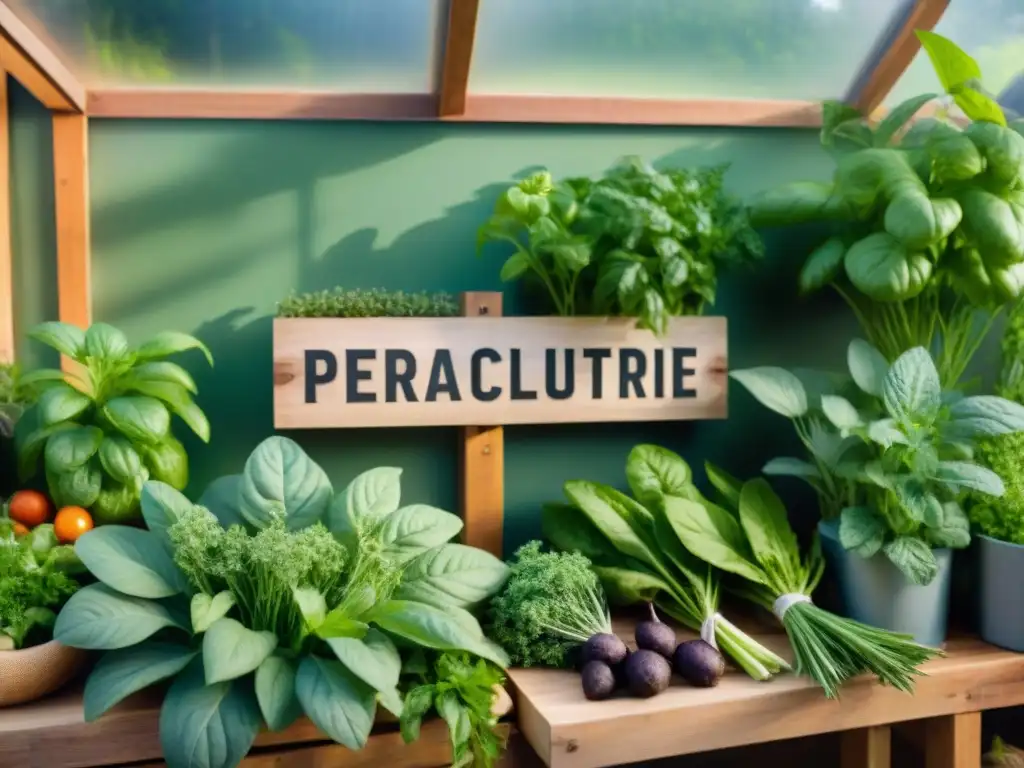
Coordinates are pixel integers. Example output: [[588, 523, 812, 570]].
[[54, 436, 510, 768], [15, 321, 212, 526], [0, 502, 87, 707], [478, 159, 763, 334], [731, 341, 1024, 645], [970, 299, 1024, 651], [747, 31, 1024, 388]]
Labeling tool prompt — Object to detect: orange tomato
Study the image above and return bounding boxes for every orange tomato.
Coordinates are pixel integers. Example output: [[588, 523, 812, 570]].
[[8, 490, 52, 528], [11, 522, 29, 537], [54, 506, 94, 543]]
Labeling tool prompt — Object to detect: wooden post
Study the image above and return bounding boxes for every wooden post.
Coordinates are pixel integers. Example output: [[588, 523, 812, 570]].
[[0, 71, 12, 364], [52, 111, 90, 371], [841, 726, 891, 768], [923, 713, 982, 768], [438, 0, 481, 117], [459, 291, 504, 557]]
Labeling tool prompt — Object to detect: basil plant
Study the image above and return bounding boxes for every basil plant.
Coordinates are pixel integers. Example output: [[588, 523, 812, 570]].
[[53, 437, 509, 768], [15, 321, 212, 524], [748, 31, 1024, 388], [732, 341, 1024, 585]]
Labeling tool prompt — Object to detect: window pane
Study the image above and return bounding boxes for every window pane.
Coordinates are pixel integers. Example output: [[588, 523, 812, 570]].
[[470, 0, 907, 100], [11, 0, 443, 91], [886, 0, 1024, 106]]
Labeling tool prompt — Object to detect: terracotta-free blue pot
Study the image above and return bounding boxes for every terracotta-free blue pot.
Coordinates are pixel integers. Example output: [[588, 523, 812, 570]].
[[818, 519, 952, 647], [978, 534, 1024, 652]]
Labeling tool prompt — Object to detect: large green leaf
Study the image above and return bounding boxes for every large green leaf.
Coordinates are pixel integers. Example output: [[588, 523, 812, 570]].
[[843, 232, 932, 301], [84, 642, 197, 721], [44, 425, 103, 473], [958, 188, 1024, 267], [121, 378, 210, 443], [395, 544, 509, 609], [916, 30, 981, 92], [75, 526, 183, 599], [874, 93, 938, 147], [368, 600, 509, 668], [884, 194, 961, 250], [91, 481, 142, 526], [131, 361, 198, 393], [947, 395, 1024, 438], [592, 565, 668, 605], [85, 323, 130, 361], [326, 629, 402, 694], [29, 321, 85, 359], [838, 506, 886, 558], [159, 659, 261, 768], [729, 367, 808, 418], [135, 331, 213, 366], [931, 135, 984, 182], [624, 444, 692, 507], [56, 461, 103, 508], [202, 618, 277, 684], [380, 504, 463, 562], [39, 384, 92, 426], [141, 437, 189, 490], [883, 347, 941, 425], [191, 592, 236, 634], [737, 479, 800, 580], [16, 419, 77, 481], [883, 536, 938, 586], [294, 656, 376, 750], [238, 436, 332, 530], [198, 475, 247, 529], [141, 481, 196, 551], [54, 583, 187, 649], [798, 237, 846, 294], [255, 655, 302, 732], [847, 339, 889, 397], [562, 481, 659, 569], [932, 461, 1005, 496], [821, 395, 863, 431], [328, 467, 403, 544], [103, 396, 171, 445], [98, 435, 144, 486], [661, 496, 764, 584]]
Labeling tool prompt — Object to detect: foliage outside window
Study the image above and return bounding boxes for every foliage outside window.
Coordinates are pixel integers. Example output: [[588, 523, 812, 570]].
[[748, 31, 1024, 388], [731, 340, 1024, 585], [477, 160, 763, 334]]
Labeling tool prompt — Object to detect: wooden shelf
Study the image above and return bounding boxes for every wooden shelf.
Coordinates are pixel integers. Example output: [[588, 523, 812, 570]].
[[0, 682, 515, 768], [509, 625, 1024, 768]]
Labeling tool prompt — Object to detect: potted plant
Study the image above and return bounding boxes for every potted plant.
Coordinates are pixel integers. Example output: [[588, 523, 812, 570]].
[[54, 435, 511, 768], [970, 298, 1024, 651], [0, 499, 88, 707], [747, 31, 1024, 388], [14, 321, 212, 526], [731, 340, 1024, 645]]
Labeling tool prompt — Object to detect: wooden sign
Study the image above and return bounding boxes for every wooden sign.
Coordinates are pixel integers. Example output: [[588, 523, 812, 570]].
[[273, 316, 727, 429]]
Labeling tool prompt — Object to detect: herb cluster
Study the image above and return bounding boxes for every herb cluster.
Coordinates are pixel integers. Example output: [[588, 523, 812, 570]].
[[748, 31, 1024, 386], [0, 363, 40, 440], [277, 288, 459, 318], [478, 159, 763, 334], [732, 341, 1024, 584]]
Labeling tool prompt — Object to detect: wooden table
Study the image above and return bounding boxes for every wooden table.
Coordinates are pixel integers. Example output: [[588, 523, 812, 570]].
[[509, 633, 1024, 768]]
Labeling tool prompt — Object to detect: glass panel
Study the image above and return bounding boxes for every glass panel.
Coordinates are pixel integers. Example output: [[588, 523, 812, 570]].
[[469, 0, 907, 100], [10, 0, 443, 91], [887, 0, 1024, 106]]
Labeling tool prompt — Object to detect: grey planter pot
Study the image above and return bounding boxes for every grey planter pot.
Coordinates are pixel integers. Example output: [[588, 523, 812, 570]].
[[818, 519, 952, 647], [978, 534, 1024, 652]]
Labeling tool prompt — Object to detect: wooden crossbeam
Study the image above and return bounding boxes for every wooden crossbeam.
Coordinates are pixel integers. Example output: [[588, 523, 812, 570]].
[[438, 0, 481, 117], [0, 2, 83, 112]]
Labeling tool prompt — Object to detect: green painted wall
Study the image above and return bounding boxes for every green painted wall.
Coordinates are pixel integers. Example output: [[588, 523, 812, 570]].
[[77, 119, 855, 554]]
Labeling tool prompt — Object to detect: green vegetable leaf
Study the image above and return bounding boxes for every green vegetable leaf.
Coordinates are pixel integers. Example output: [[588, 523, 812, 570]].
[[98, 435, 144, 486], [44, 426, 103, 473], [55, 583, 187, 649], [84, 642, 197, 722], [396, 544, 509, 609], [255, 655, 302, 732], [821, 395, 863, 431], [704, 462, 743, 509], [380, 504, 463, 562], [326, 629, 402, 694], [883, 536, 938, 586], [238, 436, 332, 530], [762, 457, 821, 484], [874, 94, 938, 146], [135, 331, 213, 366], [55, 461, 103, 508], [838, 506, 886, 558], [84, 323, 130, 360], [29, 322, 86, 359], [39, 384, 91, 426], [847, 339, 889, 397], [120, 378, 210, 443], [191, 591, 236, 634], [883, 347, 941, 425], [843, 232, 931, 302], [292, 587, 327, 631], [883, 194, 961, 250], [140, 437, 189, 490], [867, 418, 908, 448], [400, 685, 434, 743], [102, 396, 170, 445], [947, 396, 1024, 439], [140, 481, 195, 551], [329, 466, 403, 545], [625, 444, 692, 507], [438, 690, 472, 765], [499, 252, 530, 282], [203, 618, 277, 684], [159, 659, 261, 768], [926, 502, 971, 549], [738, 479, 800, 580], [729, 367, 808, 418], [932, 460, 1005, 496], [916, 30, 981, 92], [562, 481, 659, 570], [198, 475, 247, 529], [799, 237, 846, 294], [661, 496, 764, 584], [295, 656, 376, 750], [955, 86, 1007, 127], [368, 600, 509, 668], [130, 361, 198, 393], [74, 526, 183, 599]]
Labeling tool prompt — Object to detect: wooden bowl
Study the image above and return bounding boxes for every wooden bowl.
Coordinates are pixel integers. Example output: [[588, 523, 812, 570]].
[[0, 640, 89, 708]]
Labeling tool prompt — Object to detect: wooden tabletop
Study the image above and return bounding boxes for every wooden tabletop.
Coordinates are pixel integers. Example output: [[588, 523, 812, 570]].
[[509, 628, 1024, 768]]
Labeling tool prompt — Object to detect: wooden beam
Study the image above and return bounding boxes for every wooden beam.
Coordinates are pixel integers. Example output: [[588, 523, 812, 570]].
[[87, 90, 438, 120], [841, 726, 892, 768], [438, 0, 481, 117], [459, 291, 504, 558], [854, 0, 951, 115], [0, 2, 83, 111], [0, 71, 11, 364], [923, 713, 982, 768], [52, 112, 90, 370]]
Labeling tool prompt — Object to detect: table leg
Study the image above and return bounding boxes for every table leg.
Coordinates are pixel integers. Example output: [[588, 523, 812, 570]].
[[841, 725, 892, 768], [923, 713, 982, 768]]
